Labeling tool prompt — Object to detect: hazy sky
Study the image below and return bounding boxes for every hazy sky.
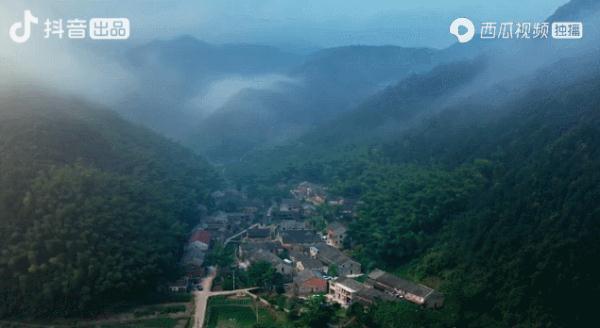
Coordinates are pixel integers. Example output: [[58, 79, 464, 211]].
[[2, 0, 568, 50], [0, 0, 571, 105]]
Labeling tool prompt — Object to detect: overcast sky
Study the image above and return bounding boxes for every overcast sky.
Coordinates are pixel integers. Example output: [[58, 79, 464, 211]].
[[0, 0, 571, 104], [2, 0, 568, 50]]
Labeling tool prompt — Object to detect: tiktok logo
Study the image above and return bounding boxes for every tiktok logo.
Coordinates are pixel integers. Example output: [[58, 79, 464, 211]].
[[9, 10, 39, 44]]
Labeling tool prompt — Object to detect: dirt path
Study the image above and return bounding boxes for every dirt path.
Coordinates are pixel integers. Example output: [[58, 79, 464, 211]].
[[192, 267, 257, 328]]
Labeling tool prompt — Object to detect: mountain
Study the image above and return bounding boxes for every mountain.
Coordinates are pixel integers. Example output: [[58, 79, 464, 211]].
[[234, 0, 600, 175], [126, 35, 302, 86], [116, 38, 478, 164], [115, 36, 303, 140], [187, 45, 455, 162], [225, 56, 489, 175], [549, 0, 600, 20], [230, 1, 600, 326], [0, 90, 219, 317], [334, 67, 600, 327], [236, 50, 600, 328], [353, 52, 600, 327]]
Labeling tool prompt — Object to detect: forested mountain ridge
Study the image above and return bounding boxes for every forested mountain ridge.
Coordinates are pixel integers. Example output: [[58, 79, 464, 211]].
[[227, 3, 600, 323], [227, 56, 486, 177], [127, 35, 302, 79], [0, 91, 220, 317], [116, 36, 303, 141], [185, 44, 462, 162], [549, 0, 600, 20], [118, 36, 481, 164], [340, 67, 600, 327], [236, 54, 600, 327]]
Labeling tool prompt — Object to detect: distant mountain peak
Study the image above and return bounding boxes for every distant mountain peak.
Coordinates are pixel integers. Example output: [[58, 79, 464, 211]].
[[548, 0, 600, 21]]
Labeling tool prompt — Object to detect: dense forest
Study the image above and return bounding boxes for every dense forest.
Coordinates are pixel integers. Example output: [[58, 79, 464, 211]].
[[231, 47, 600, 326], [1, 1, 598, 326], [0, 93, 220, 317]]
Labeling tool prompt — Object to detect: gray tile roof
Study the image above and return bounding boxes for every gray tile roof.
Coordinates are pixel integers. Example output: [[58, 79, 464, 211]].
[[356, 286, 396, 302], [328, 222, 347, 235], [240, 241, 281, 254], [248, 249, 285, 267], [281, 230, 321, 244], [296, 254, 325, 270], [247, 228, 271, 238], [368, 269, 434, 298], [314, 243, 357, 266], [335, 278, 365, 292], [278, 219, 306, 230]]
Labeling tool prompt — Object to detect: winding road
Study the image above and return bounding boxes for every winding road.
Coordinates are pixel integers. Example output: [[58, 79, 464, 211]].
[[192, 266, 258, 328], [223, 223, 259, 246]]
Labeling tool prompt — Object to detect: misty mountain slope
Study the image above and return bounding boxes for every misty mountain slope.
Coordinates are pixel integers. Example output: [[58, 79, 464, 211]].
[[344, 67, 600, 327], [187, 45, 458, 162], [227, 0, 600, 321], [429, 0, 600, 90], [549, 0, 600, 20], [232, 0, 600, 176], [115, 36, 303, 140], [233, 47, 600, 326], [126, 35, 302, 87], [291, 46, 438, 90], [228, 56, 493, 176], [304, 57, 488, 144], [175, 0, 598, 160], [196, 0, 600, 166], [0, 91, 219, 317], [187, 87, 307, 162], [118, 39, 484, 163], [379, 51, 600, 167]]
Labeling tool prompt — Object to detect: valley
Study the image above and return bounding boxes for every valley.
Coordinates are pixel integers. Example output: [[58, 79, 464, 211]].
[[0, 0, 599, 327]]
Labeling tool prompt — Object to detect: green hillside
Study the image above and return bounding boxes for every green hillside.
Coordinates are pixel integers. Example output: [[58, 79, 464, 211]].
[[232, 52, 600, 326], [0, 92, 219, 317]]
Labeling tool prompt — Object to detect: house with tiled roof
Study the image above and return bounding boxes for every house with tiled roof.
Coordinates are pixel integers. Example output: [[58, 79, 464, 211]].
[[238, 241, 282, 259], [327, 277, 364, 307], [295, 254, 326, 272], [297, 277, 328, 296], [310, 243, 361, 276], [242, 249, 293, 277], [366, 269, 444, 308], [245, 227, 271, 241], [326, 222, 347, 248], [354, 286, 396, 305], [278, 230, 321, 251], [190, 230, 211, 245]]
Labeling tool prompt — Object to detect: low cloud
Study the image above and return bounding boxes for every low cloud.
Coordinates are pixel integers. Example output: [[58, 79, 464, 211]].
[[187, 74, 299, 117], [0, 3, 138, 106]]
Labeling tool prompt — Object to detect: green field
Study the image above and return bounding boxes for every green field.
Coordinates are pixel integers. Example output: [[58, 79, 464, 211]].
[[206, 296, 288, 328], [97, 317, 182, 328]]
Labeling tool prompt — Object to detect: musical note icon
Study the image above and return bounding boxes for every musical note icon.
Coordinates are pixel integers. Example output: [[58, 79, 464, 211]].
[[9, 10, 39, 44]]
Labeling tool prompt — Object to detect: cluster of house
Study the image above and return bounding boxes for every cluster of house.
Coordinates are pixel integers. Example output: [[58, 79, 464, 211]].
[[328, 270, 444, 309], [237, 221, 359, 296], [170, 210, 258, 292], [169, 188, 265, 293], [171, 183, 444, 310], [201, 211, 256, 242], [290, 182, 327, 206], [236, 209, 444, 309], [287, 181, 359, 220], [267, 181, 359, 223], [169, 228, 212, 292]]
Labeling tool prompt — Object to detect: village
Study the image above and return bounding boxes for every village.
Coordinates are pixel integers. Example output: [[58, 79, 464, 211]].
[[171, 182, 444, 327]]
